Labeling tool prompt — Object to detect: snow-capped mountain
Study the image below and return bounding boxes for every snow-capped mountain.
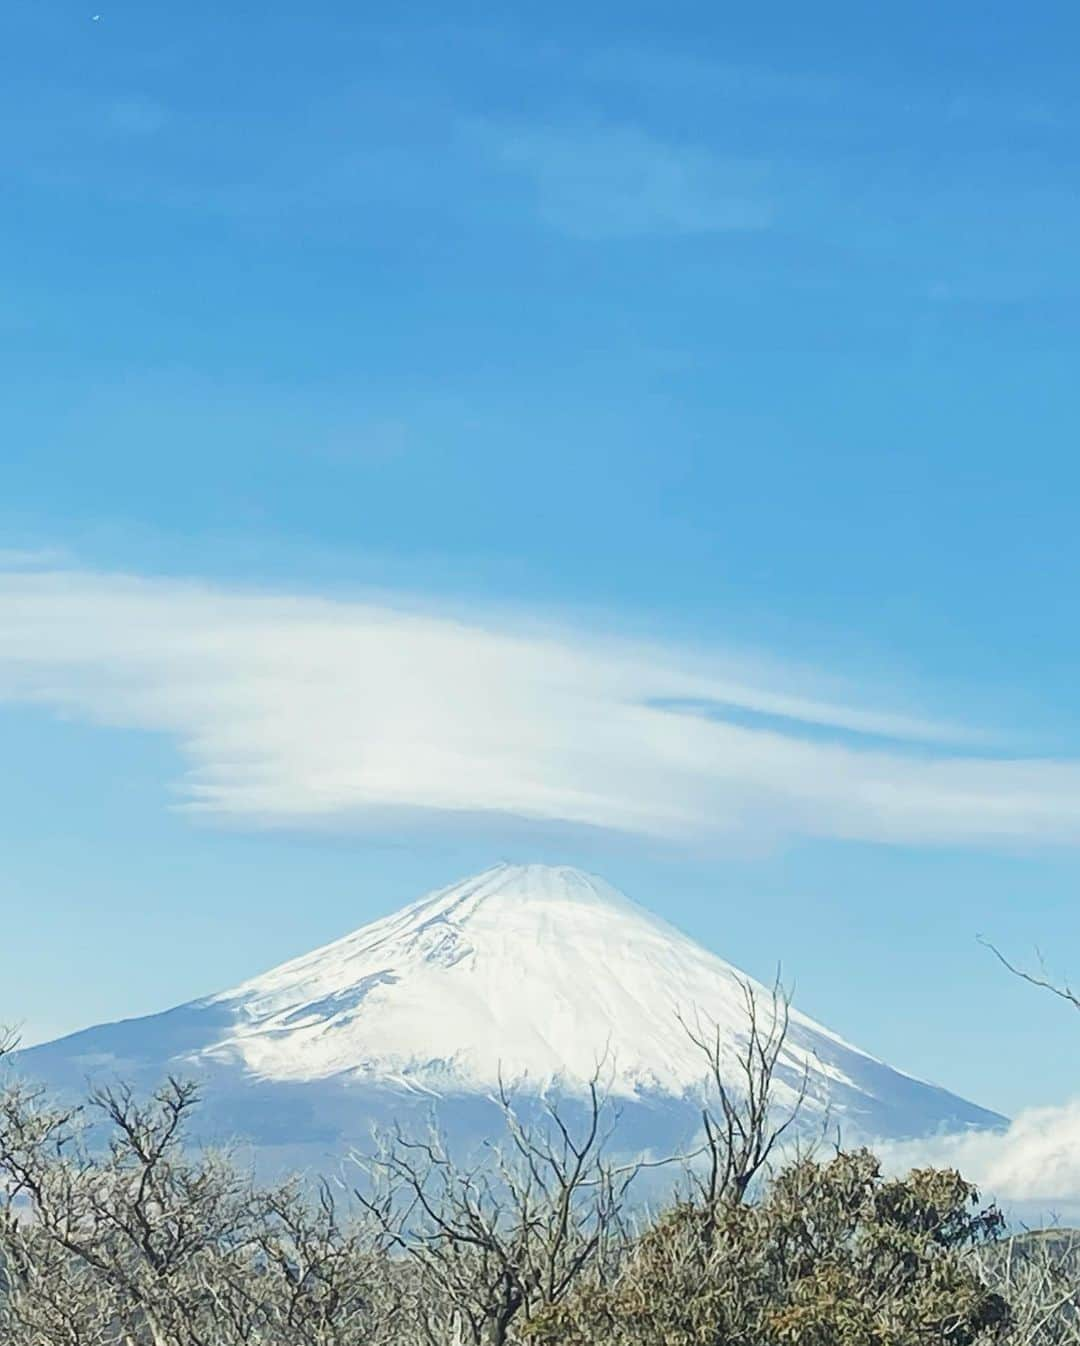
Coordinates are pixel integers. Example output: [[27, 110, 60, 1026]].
[[10, 864, 1005, 1168]]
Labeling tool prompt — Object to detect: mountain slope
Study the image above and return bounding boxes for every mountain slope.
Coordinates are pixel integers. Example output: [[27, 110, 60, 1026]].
[[10, 864, 1006, 1165]]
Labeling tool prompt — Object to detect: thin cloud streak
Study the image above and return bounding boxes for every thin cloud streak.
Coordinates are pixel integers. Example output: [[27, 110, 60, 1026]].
[[1, 567, 1080, 848]]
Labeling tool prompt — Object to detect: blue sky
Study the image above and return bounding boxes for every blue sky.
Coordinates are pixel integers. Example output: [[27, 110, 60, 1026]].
[[4, 1, 1080, 1123]]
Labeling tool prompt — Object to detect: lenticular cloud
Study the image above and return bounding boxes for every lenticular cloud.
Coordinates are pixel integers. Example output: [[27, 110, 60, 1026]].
[[3, 565, 1080, 848]]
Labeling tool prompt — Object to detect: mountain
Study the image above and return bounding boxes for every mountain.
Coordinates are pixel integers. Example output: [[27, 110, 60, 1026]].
[[9, 864, 1006, 1170]]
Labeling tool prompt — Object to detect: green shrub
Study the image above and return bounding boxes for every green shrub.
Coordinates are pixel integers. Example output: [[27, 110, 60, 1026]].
[[527, 1150, 1009, 1346]]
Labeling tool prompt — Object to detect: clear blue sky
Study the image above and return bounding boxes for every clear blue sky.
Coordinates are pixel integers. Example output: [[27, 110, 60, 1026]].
[[4, 0, 1080, 1120]]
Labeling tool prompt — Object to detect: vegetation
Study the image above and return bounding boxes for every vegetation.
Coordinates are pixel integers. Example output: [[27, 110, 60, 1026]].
[[527, 1153, 1008, 1345], [0, 1005, 1077, 1344]]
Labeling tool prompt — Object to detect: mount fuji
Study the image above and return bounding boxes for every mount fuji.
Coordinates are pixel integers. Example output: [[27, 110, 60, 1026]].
[[10, 864, 1005, 1169]]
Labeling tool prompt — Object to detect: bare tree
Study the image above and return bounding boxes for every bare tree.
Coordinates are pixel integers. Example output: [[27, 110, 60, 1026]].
[[354, 1072, 636, 1346], [0, 1074, 398, 1346], [973, 1231, 1080, 1345], [677, 972, 811, 1222], [0, 1076, 243, 1345]]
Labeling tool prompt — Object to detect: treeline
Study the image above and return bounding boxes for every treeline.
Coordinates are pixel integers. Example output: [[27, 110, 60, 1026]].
[[1, 999, 1077, 1345]]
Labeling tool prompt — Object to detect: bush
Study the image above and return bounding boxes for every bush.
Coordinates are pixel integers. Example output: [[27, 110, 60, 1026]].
[[527, 1150, 1010, 1346]]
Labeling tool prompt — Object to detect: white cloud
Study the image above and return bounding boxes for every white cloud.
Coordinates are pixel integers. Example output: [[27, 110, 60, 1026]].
[[2, 566, 1080, 847], [484, 123, 772, 239], [876, 1102, 1080, 1214]]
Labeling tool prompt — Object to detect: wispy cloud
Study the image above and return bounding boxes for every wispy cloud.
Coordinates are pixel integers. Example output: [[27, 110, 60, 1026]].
[[2, 566, 1080, 848], [481, 123, 772, 239]]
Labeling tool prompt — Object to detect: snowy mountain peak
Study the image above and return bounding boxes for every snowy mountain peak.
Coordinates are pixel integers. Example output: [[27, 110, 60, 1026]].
[[14, 864, 1007, 1156], [405, 862, 647, 925]]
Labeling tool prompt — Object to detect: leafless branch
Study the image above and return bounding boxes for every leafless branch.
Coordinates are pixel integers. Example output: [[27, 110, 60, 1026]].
[[978, 936, 1080, 1011]]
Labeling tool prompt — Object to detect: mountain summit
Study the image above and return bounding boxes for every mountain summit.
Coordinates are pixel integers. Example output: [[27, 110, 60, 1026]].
[[12, 864, 1005, 1165]]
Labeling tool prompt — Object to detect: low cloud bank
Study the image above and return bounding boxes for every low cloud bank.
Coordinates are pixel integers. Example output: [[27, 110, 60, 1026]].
[[876, 1101, 1080, 1216]]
